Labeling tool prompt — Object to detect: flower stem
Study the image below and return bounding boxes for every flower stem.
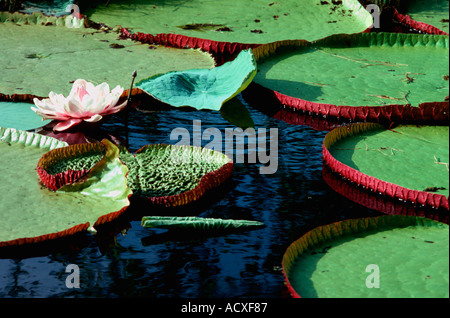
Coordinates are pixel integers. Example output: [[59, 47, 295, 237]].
[[127, 70, 137, 103]]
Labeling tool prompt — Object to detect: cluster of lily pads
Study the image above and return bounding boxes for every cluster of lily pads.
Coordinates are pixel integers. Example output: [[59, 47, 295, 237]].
[[0, 0, 448, 297]]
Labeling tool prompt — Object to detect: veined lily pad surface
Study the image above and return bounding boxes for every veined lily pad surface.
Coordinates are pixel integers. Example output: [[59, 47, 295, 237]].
[[282, 215, 449, 298], [253, 32, 449, 108], [82, 0, 373, 44], [0, 128, 132, 246], [0, 12, 215, 98], [120, 145, 233, 207], [136, 49, 257, 111], [0, 101, 51, 130], [324, 123, 449, 209]]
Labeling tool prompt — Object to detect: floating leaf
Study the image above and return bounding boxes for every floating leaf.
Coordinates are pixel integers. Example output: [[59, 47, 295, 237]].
[[282, 215, 449, 298], [0, 12, 215, 98], [83, 0, 373, 44], [141, 216, 265, 232], [0, 129, 131, 247], [136, 49, 257, 111], [323, 123, 449, 209], [252, 32, 449, 123]]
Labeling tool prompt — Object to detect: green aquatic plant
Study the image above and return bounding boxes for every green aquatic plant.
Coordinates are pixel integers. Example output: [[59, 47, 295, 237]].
[[136, 49, 257, 111]]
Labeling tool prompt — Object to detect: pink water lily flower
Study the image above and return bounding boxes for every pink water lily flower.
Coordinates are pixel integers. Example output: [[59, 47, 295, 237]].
[[32, 79, 127, 131]]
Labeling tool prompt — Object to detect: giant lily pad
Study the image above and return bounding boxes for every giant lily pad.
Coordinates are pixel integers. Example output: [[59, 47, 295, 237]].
[[323, 123, 449, 209], [38, 142, 234, 208], [0, 128, 132, 247], [252, 32, 449, 123], [81, 0, 373, 45], [135, 49, 257, 111], [0, 101, 51, 130], [282, 215, 449, 298], [0, 12, 215, 98]]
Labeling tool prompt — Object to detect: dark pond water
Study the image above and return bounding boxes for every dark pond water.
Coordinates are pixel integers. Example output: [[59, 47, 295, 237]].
[[0, 94, 392, 298]]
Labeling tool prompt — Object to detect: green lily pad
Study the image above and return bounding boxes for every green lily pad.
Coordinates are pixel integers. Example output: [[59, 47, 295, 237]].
[[328, 124, 449, 196], [136, 49, 257, 111], [81, 0, 373, 44], [282, 215, 449, 298], [141, 216, 265, 232], [0, 12, 215, 97], [253, 32, 449, 107], [0, 128, 132, 246], [119, 144, 233, 207], [0, 101, 51, 130], [323, 123, 449, 209]]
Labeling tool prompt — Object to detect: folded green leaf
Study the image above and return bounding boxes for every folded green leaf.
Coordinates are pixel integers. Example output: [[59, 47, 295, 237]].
[[136, 49, 257, 111]]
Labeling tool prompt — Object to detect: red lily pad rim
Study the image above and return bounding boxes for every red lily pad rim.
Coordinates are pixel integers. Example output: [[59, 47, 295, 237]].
[[119, 25, 372, 66], [250, 32, 449, 125], [322, 122, 449, 210], [281, 214, 448, 298], [393, 7, 449, 36], [37, 142, 106, 191], [322, 165, 449, 224]]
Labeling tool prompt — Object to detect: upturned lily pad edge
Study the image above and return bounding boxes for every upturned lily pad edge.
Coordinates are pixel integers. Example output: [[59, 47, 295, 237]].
[[38, 142, 234, 208], [322, 122, 450, 210], [281, 214, 449, 298], [250, 32, 449, 125], [0, 127, 89, 248], [0, 132, 133, 248]]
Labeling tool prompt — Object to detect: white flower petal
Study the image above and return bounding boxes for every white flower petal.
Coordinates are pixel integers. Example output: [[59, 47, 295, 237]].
[[84, 114, 103, 123]]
